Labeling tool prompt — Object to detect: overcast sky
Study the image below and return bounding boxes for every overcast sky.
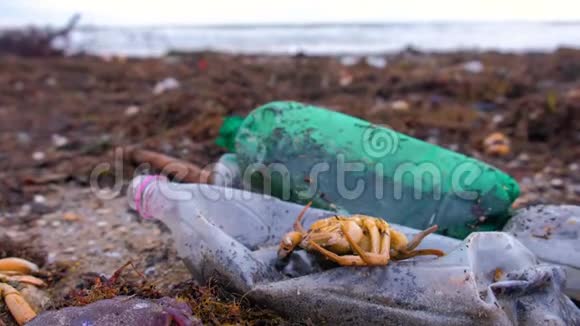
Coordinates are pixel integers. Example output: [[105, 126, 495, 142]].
[[1, 0, 580, 26]]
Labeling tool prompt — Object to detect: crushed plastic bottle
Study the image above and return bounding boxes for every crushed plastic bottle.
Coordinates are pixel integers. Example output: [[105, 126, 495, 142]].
[[503, 205, 580, 300], [214, 101, 520, 239], [128, 175, 578, 325]]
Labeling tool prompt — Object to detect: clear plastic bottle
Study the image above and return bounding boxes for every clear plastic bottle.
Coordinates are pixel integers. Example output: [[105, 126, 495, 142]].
[[127, 175, 281, 292]]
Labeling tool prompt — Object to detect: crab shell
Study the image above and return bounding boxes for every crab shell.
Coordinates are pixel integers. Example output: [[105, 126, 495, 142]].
[[299, 215, 410, 255]]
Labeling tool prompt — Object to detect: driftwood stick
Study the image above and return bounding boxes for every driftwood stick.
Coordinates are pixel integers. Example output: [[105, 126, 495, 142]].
[[126, 148, 212, 184]]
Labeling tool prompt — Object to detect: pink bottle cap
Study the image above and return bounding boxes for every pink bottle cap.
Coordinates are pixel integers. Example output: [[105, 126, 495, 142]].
[[134, 175, 164, 219]]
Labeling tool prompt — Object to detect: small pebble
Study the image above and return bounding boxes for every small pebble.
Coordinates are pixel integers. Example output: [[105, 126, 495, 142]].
[[62, 247, 76, 254], [34, 195, 46, 204], [16, 132, 31, 145], [18, 204, 31, 217], [47, 253, 57, 264], [45, 77, 57, 87], [144, 266, 156, 276], [426, 136, 439, 144], [96, 208, 112, 215], [14, 81, 24, 91], [97, 221, 108, 227], [462, 60, 484, 73], [153, 77, 180, 95], [551, 178, 564, 189], [32, 151, 46, 161], [365, 56, 387, 68], [391, 100, 410, 111], [51, 220, 61, 227], [52, 134, 69, 148], [125, 105, 140, 116], [105, 252, 122, 258], [339, 70, 353, 86], [483, 132, 510, 156], [518, 153, 530, 162], [63, 212, 81, 222], [340, 55, 359, 66], [492, 114, 504, 124]]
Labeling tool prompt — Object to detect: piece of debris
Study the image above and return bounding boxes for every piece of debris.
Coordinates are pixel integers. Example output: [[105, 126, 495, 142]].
[[62, 212, 81, 222], [0, 258, 45, 325], [483, 132, 511, 156], [51, 134, 69, 148], [365, 56, 387, 68], [0, 14, 80, 57], [0, 258, 39, 274], [28, 296, 200, 326], [551, 178, 564, 189], [31, 152, 45, 161], [390, 100, 410, 111], [0, 283, 37, 325], [126, 148, 212, 184], [339, 70, 353, 86], [153, 77, 180, 95], [125, 105, 140, 117], [462, 60, 484, 73], [33, 195, 46, 204], [339, 55, 359, 66]]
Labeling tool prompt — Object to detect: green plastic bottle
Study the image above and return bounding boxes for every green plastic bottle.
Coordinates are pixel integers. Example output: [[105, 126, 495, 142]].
[[216, 101, 520, 239]]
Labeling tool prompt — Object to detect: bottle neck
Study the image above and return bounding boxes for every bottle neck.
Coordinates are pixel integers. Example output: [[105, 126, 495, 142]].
[[129, 175, 168, 219]]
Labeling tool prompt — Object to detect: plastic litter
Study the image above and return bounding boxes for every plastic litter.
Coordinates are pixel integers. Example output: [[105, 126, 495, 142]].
[[28, 296, 199, 326], [128, 176, 579, 325], [153, 77, 180, 95], [503, 205, 580, 300], [365, 56, 387, 68], [339, 55, 359, 66], [462, 60, 484, 74], [214, 101, 520, 239]]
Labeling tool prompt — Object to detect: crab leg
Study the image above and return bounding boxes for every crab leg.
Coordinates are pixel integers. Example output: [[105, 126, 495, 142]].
[[392, 225, 444, 259], [293, 201, 312, 233], [392, 249, 445, 260], [404, 225, 439, 251], [0, 258, 39, 274], [363, 219, 381, 254], [0, 274, 46, 287], [337, 223, 391, 266], [340, 223, 373, 264], [378, 232, 391, 258], [308, 240, 369, 266], [0, 283, 37, 325]]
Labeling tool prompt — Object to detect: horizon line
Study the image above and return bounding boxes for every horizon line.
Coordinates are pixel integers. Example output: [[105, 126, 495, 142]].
[[2, 19, 580, 30]]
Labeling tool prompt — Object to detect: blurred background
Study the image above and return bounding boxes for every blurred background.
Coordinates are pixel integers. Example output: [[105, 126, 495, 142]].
[[2, 0, 580, 55], [0, 2, 579, 325]]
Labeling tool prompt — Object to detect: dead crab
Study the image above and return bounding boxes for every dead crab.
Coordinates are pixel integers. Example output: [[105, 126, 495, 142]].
[[278, 202, 445, 266], [0, 257, 45, 325]]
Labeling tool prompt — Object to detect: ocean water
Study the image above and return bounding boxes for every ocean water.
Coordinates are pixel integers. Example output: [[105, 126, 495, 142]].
[[63, 22, 580, 56]]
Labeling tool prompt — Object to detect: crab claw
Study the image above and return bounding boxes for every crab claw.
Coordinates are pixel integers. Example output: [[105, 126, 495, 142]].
[[0, 283, 37, 325], [0, 258, 39, 274]]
